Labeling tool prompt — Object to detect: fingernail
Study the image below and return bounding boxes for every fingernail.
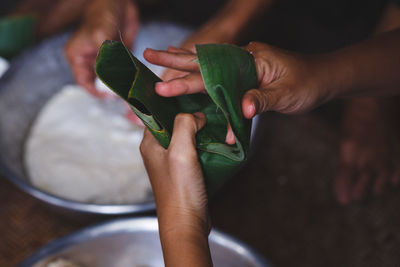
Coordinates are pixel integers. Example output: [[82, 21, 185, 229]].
[[193, 112, 205, 119], [155, 82, 164, 91], [225, 129, 235, 144], [248, 103, 256, 118]]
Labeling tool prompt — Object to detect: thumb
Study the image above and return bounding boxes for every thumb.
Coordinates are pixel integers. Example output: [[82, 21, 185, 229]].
[[242, 88, 277, 119], [170, 112, 206, 150]]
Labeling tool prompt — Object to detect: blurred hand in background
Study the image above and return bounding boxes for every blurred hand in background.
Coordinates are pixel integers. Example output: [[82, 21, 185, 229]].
[[65, 0, 139, 98]]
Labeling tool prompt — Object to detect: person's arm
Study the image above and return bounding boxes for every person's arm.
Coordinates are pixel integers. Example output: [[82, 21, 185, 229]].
[[13, 0, 90, 39], [318, 28, 400, 100], [181, 0, 274, 51], [76, 0, 135, 47], [145, 28, 400, 119], [162, 0, 273, 81], [140, 112, 213, 267]]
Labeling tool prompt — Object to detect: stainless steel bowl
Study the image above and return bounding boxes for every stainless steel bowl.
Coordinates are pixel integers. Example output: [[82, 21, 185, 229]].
[[20, 217, 270, 267], [0, 31, 261, 216], [0, 34, 155, 215]]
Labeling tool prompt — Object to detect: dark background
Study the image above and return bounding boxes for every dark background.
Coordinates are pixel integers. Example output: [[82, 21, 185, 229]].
[[1, 0, 400, 266]]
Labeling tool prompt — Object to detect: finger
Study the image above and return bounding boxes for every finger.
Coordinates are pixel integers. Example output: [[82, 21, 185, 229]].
[[351, 171, 371, 201], [333, 165, 355, 205], [141, 127, 154, 145], [170, 112, 207, 150], [74, 66, 106, 98], [70, 54, 96, 65], [167, 46, 192, 54], [140, 129, 168, 183], [143, 48, 199, 72], [140, 128, 153, 156], [242, 88, 275, 118], [155, 73, 205, 97], [161, 68, 188, 82], [140, 128, 163, 158], [242, 91, 258, 119], [125, 109, 144, 127], [244, 41, 266, 54], [225, 124, 236, 145], [373, 172, 388, 196]]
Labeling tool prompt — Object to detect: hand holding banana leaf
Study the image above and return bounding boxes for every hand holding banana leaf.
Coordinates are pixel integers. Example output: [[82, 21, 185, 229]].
[[95, 41, 258, 194], [144, 42, 328, 117], [140, 112, 213, 266]]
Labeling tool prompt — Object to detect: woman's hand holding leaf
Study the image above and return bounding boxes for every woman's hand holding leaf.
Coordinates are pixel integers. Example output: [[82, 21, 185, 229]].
[[145, 42, 330, 117], [144, 42, 330, 144], [144, 47, 237, 144], [140, 112, 212, 266]]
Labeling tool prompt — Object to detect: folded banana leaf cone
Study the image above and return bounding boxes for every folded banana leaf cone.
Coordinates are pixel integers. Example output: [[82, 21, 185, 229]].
[[95, 41, 257, 195]]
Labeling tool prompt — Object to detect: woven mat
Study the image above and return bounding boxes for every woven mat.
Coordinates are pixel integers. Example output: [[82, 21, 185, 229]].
[[0, 177, 101, 266]]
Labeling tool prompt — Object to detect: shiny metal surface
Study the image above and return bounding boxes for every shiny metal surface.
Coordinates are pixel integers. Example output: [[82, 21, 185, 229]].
[[0, 33, 155, 215], [0, 25, 258, 216], [20, 217, 270, 267]]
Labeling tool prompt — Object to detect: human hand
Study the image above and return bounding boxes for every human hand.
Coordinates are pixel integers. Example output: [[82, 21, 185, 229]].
[[140, 112, 209, 233], [160, 0, 273, 82], [65, 0, 139, 97], [161, 25, 237, 81], [140, 112, 212, 266], [334, 98, 400, 205], [144, 42, 330, 143]]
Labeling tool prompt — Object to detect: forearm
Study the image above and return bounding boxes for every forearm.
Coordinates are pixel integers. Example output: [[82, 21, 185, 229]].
[[184, 0, 273, 47], [211, 0, 274, 40], [317, 29, 400, 100], [80, 0, 131, 43], [157, 206, 212, 267], [37, 0, 90, 38], [13, 0, 90, 38]]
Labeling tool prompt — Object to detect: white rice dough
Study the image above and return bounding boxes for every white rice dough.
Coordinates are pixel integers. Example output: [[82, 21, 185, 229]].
[[25, 85, 151, 204], [47, 258, 81, 267]]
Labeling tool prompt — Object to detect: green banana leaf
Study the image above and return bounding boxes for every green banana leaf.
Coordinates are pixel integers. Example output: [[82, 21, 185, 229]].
[[0, 15, 36, 59], [95, 41, 257, 195]]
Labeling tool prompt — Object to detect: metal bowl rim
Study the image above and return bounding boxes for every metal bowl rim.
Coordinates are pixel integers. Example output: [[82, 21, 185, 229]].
[[19, 217, 270, 267], [0, 159, 156, 215], [0, 39, 260, 216]]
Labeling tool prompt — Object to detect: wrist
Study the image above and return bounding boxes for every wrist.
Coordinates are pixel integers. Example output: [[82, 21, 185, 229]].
[[158, 216, 212, 267], [157, 204, 210, 236], [307, 52, 354, 103]]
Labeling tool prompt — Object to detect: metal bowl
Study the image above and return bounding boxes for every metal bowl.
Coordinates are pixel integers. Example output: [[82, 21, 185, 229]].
[[0, 28, 261, 216], [20, 217, 270, 267], [0, 34, 155, 215]]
